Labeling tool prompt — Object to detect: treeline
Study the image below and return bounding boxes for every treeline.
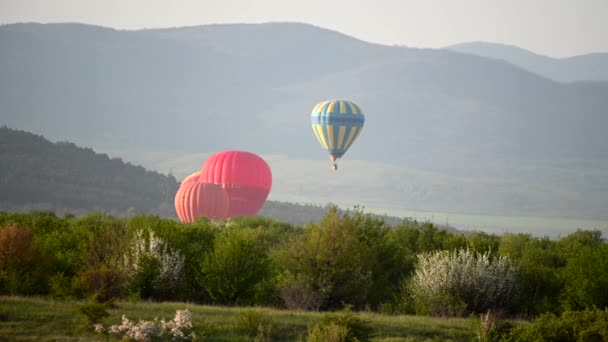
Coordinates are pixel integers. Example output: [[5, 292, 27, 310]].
[[260, 201, 408, 227], [1, 209, 606, 318], [0, 126, 178, 216]]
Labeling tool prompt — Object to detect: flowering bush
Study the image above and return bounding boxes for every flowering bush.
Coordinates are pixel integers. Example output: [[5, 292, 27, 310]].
[[94, 309, 196, 341], [123, 229, 185, 298], [405, 248, 516, 316]]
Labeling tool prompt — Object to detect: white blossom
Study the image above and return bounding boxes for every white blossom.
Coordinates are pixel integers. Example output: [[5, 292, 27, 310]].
[[95, 309, 195, 341], [122, 229, 185, 289], [408, 248, 516, 314]]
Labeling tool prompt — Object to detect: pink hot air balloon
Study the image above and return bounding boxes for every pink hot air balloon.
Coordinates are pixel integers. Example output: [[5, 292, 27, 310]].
[[174, 172, 230, 222], [199, 150, 272, 218]]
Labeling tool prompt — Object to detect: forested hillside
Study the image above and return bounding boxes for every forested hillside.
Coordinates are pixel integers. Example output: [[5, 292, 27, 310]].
[[0, 126, 178, 216]]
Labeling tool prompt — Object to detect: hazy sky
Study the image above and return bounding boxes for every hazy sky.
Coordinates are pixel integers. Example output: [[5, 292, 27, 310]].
[[1, 0, 606, 57]]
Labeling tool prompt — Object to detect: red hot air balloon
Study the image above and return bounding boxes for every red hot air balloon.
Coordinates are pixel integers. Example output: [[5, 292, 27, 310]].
[[174, 172, 230, 222], [199, 150, 272, 218]]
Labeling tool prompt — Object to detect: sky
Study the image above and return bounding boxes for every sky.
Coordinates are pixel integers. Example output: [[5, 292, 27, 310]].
[[1, 0, 606, 57]]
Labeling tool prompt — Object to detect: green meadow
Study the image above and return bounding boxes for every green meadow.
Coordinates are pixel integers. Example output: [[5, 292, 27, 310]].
[[0, 296, 483, 341]]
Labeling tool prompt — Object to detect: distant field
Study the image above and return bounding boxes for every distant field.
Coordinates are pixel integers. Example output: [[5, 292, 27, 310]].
[[367, 207, 608, 238], [0, 296, 481, 341]]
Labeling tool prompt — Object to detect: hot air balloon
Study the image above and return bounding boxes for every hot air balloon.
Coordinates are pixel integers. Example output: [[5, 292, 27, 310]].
[[199, 150, 272, 218], [310, 99, 365, 170], [174, 173, 230, 222]]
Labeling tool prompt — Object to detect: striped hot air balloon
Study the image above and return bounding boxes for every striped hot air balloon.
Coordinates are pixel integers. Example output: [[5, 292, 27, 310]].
[[310, 99, 365, 170]]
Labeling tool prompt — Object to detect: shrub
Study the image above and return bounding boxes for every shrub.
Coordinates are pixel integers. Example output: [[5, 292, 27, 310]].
[[307, 322, 349, 342], [237, 308, 273, 340], [314, 307, 374, 342], [48, 272, 72, 299], [279, 272, 326, 311], [78, 265, 127, 301], [475, 310, 515, 342], [505, 307, 608, 341], [77, 299, 110, 326], [0, 223, 39, 294], [94, 309, 196, 341], [405, 248, 516, 316]]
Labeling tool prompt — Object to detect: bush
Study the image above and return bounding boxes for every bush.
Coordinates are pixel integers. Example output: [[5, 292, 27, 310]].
[[237, 308, 273, 339], [78, 265, 127, 302], [307, 322, 349, 342], [94, 309, 196, 341], [475, 310, 515, 342], [505, 307, 608, 341], [405, 248, 516, 316], [0, 223, 40, 294], [49, 272, 72, 299], [77, 299, 110, 326], [313, 307, 374, 342]]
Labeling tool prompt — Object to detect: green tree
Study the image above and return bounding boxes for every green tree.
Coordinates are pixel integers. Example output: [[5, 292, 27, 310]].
[[276, 206, 374, 310], [499, 233, 567, 315], [200, 228, 270, 305], [560, 243, 608, 310]]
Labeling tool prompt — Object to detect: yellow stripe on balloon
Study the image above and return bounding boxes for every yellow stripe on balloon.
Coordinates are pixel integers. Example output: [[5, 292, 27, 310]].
[[311, 125, 323, 147], [343, 126, 359, 150], [337, 125, 347, 149], [313, 100, 327, 113], [353, 103, 363, 114], [327, 125, 335, 149], [315, 124, 329, 149], [328, 101, 337, 113], [347, 102, 358, 114], [317, 101, 330, 113], [339, 101, 347, 114]]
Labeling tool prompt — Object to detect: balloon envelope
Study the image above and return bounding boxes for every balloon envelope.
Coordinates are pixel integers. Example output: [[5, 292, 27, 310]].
[[199, 150, 272, 218], [175, 181, 230, 222], [310, 99, 365, 165]]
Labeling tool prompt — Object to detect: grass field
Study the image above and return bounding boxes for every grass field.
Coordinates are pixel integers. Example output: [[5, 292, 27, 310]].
[[0, 296, 481, 341]]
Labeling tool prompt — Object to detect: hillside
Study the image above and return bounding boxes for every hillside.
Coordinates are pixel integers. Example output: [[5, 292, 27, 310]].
[[446, 42, 608, 82], [0, 126, 178, 216], [1, 22, 608, 223]]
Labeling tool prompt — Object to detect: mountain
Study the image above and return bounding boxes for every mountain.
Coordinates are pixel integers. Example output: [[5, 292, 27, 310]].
[[445, 42, 608, 82], [1, 22, 607, 227]]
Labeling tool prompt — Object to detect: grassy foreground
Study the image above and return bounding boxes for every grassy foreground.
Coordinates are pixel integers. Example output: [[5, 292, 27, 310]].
[[0, 296, 478, 341]]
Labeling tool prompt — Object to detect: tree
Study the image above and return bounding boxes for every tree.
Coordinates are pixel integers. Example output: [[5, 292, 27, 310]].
[[405, 248, 516, 316], [276, 206, 374, 310], [200, 228, 270, 305], [560, 243, 608, 310]]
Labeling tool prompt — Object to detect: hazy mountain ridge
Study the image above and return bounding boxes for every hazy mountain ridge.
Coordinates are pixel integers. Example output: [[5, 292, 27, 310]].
[[1, 22, 607, 223], [446, 41, 608, 82]]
